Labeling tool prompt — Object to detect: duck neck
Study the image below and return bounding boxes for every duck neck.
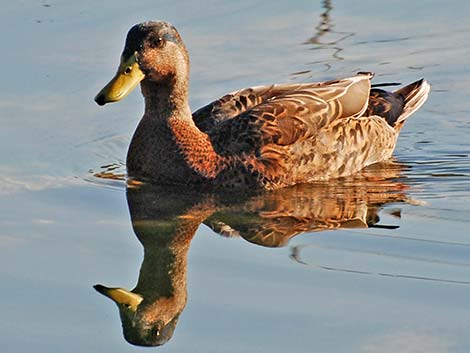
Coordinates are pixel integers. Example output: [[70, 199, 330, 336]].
[[132, 202, 215, 314], [139, 74, 222, 179], [134, 233, 191, 304], [141, 73, 192, 124]]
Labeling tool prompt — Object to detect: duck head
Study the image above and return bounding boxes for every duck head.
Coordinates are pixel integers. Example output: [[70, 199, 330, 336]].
[[94, 284, 183, 346], [95, 21, 189, 106]]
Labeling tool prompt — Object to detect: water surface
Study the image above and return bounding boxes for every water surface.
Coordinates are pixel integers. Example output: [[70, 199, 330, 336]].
[[1, 1, 470, 352]]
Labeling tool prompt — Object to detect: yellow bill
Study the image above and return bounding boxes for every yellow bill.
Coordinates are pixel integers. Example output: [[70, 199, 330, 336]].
[[94, 284, 143, 312], [95, 52, 145, 106]]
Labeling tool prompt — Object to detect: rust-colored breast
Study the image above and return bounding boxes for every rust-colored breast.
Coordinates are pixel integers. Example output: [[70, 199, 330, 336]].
[[167, 118, 223, 179]]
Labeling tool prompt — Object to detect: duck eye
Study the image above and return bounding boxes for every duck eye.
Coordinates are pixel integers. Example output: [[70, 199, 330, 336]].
[[150, 37, 164, 48], [124, 66, 132, 75]]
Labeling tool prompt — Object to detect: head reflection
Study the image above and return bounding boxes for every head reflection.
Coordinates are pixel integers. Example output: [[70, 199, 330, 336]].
[[95, 162, 413, 347], [95, 190, 214, 346]]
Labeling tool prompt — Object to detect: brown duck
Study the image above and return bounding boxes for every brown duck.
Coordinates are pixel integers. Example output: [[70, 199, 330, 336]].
[[95, 21, 430, 189]]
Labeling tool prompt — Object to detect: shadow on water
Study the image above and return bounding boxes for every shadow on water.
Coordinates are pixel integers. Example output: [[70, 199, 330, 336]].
[[94, 161, 416, 347]]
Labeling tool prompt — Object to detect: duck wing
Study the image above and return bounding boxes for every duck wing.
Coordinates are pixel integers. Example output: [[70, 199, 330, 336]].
[[193, 73, 372, 155], [193, 73, 372, 134]]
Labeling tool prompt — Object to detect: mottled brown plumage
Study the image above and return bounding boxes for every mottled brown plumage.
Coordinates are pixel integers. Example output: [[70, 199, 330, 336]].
[[95, 21, 430, 190]]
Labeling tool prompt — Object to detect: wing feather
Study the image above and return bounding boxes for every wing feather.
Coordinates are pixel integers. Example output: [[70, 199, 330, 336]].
[[197, 73, 372, 157]]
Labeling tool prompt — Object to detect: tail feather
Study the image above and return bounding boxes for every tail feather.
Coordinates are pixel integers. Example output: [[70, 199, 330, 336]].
[[393, 79, 430, 129]]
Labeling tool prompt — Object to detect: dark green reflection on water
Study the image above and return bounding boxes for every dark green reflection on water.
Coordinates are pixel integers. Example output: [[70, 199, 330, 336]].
[[94, 162, 413, 347]]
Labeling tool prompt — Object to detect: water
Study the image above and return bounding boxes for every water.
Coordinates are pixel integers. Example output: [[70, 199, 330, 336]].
[[1, 0, 470, 352]]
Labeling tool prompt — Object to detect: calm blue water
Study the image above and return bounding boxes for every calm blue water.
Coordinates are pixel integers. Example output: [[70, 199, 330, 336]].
[[1, 1, 470, 352]]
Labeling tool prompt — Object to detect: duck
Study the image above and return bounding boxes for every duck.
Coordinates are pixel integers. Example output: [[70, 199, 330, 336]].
[[95, 21, 430, 190]]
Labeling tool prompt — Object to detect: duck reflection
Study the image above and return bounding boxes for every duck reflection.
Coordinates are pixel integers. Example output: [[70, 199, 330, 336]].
[[94, 191, 213, 346], [95, 162, 413, 347]]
